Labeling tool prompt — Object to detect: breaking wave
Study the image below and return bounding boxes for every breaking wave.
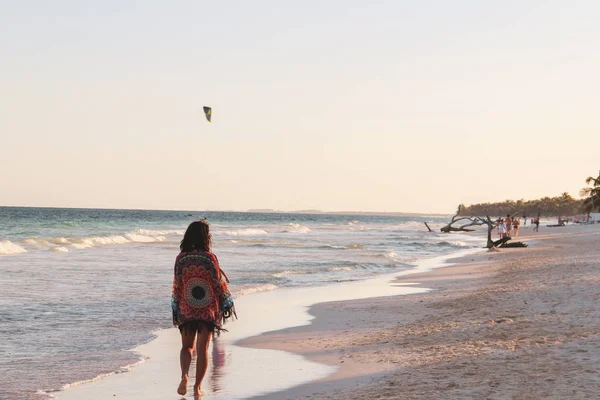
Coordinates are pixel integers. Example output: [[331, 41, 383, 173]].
[[330, 266, 353, 272], [221, 229, 269, 236], [282, 223, 311, 233], [318, 244, 346, 249], [232, 283, 278, 296], [11, 230, 169, 254], [0, 240, 28, 256], [271, 270, 308, 278], [133, 229, 185, 236]]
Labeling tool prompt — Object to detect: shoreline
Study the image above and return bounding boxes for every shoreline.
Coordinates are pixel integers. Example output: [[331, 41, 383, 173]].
[[241, 224, 600, 399], [239, 249, 495, 399], [50, 223, 600, 399], [51, 247, 480, 400]]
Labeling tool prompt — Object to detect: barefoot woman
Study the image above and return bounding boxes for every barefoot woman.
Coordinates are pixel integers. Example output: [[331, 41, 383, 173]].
[[172, 220, 236, 397]]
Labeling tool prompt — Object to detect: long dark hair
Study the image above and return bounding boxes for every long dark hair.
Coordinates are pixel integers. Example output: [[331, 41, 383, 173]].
[[180, 219, 211, 252]]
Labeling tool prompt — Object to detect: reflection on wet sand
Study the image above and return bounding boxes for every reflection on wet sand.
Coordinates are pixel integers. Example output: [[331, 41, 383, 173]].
[[211, 338, 226, 393], [57, 260, 444, 399], [185, 337, 226, 396]]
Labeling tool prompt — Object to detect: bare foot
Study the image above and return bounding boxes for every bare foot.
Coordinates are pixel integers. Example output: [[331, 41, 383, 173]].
[[177, 375, 188, 396], [193, 385, 204, 398]]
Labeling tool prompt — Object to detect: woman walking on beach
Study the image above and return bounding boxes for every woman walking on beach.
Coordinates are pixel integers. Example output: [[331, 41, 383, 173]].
[[172, 220, 236, 398]]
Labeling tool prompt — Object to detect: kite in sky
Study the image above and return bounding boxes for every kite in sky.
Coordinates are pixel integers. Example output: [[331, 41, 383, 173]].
[[203, 106, 212, 122]]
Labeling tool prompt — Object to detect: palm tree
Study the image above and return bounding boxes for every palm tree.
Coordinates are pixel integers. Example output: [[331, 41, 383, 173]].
[[580, 173, 600, 212]]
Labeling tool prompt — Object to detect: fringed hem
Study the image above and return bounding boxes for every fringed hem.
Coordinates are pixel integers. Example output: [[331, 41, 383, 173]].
[[178, 320, 215, 335], [210, 305, 235, 336], [223, 305, 237, 322]]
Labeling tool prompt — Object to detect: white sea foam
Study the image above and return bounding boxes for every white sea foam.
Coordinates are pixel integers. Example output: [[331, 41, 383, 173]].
[[37, 356, 148, 397], [343, 221, 366, 231], [383, 251, 398, 259], [347, 226, 366, 231], [35, 390, 56, 398], [133, 229, 184, 236], [0, 240, 28, 255], [23, 238, 53, 248], [71, 242, 93, 249], [283, 223, 311, 233], [271, 270, 307, 278], [232, 283, 278, 296], [331, 266, 353, 272], [448, 240, 469, 247], [17, 230, 168, 254], [52, 237, 71, 245], [22, 238, 38, 245], [91, 235, 129, 245], [74, 233, 166, 246], [124, 233, 165, 243], [222, 228, 269, 236], [317, 244, 346, 250]]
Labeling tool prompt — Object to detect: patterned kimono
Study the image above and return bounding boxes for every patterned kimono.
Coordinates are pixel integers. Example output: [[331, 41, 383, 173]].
[[172, 250, 236, 334]]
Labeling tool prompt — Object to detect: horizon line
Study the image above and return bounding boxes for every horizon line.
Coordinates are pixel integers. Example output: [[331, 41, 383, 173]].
[[0, 204, 451, 217]]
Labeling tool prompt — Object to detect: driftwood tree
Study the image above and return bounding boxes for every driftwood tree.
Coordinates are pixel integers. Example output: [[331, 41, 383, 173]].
[[440, 205, 485, 233], [443, 214, 499, 247], [439, 215, 484, 232], [439, 206, 527, 249]]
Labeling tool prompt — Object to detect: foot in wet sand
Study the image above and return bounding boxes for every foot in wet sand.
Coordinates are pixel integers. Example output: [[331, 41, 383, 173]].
[[194, 385, 204, 398], [177, 375, 188, 395]]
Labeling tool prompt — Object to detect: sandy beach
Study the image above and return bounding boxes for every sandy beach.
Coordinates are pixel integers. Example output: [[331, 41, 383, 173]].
[[242, 224, 600, 399], [52, 248, 438, 400], [49, 223, 600, 400]]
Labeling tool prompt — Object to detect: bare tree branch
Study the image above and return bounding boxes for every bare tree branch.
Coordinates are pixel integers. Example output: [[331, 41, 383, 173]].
[[441, 210, 527, 249]]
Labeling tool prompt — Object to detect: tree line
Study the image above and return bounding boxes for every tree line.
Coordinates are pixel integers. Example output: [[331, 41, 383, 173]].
[[457, 172, 600, 217], [458, 193, 584, 217]]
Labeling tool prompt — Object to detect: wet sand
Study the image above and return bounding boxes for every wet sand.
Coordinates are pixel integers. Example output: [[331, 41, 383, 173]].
[[242, 224, 600, 399], [54, 251, 452, 399]]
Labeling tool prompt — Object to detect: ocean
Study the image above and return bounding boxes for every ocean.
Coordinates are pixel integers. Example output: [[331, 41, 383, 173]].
[[0, 207, 484, 399]]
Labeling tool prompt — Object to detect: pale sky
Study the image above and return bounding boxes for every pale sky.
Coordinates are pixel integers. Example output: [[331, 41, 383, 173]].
[[1, 1, 598, 213]]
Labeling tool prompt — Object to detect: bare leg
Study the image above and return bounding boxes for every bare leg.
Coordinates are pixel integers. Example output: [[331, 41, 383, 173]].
[[178, 328, 196, 395], [194, 326, 212, 397]]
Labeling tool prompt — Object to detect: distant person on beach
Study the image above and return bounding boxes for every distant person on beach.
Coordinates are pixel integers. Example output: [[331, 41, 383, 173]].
[[513, 217, 520, 236], [498, 217, 505, 238], [533, 214, 540, 232], [505, 214, 513, 237], [523, 215, 527, 226], [172, 220, 236, 398]]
